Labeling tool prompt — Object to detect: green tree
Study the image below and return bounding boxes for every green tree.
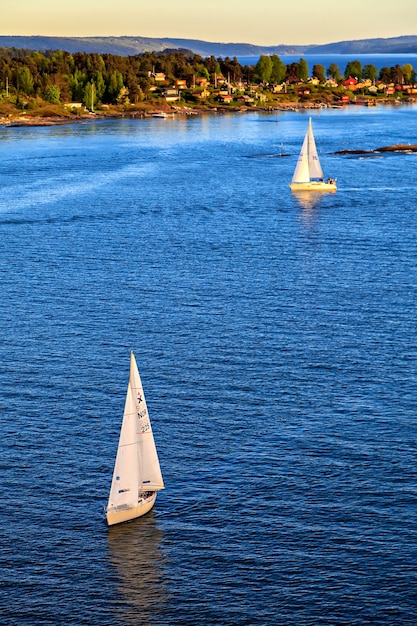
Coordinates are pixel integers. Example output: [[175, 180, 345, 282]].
[[255, 55, 273, 83], [312, 64, 326, 82], [285, 62, 299, 83], [43, 84, 60, 104], [92, 71, 105, 101], [344, 60, 362, 80], [197, 66, 210, 80], [17, 66, 34, 94], [402, 63, 415, 84], [379, 66, 391, 82], [391, 65, 404, 85], [298, 58, 309, 81], [69, 70, 87, 101], [83, 82, 96, 110], [363, 64, 378, 82], [327, 63, 342, 81], [116, 86, 130, 105], [106, 71, 124, 103], [270, 55, 286, 83]]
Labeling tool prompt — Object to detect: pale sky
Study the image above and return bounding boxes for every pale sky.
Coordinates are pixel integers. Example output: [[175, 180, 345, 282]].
[[2, 0, 416, 46]]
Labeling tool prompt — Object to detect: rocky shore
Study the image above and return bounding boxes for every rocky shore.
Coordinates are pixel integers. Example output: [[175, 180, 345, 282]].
[[335, 144, 417, 154]]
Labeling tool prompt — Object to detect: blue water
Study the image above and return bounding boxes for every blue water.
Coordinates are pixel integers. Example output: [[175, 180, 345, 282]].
[[0, 106, 416, 625]]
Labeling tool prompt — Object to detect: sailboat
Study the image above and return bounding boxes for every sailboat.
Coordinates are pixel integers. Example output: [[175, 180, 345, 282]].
[[106, 352, 164, 526], [290, 118, 337, 192]]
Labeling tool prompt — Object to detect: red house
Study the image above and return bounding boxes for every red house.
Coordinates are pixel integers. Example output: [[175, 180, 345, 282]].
[[343, 77, 358, 88]]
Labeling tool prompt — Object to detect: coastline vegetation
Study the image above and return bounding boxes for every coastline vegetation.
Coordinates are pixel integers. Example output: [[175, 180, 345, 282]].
[[0, 47, 416, 123]]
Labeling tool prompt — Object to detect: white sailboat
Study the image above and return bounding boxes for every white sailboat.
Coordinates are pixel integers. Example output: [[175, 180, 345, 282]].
[[106, 352, 164, 526], [290, 118, 337, 192]]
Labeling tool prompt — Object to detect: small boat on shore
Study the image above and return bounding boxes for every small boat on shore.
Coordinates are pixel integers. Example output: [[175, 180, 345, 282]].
[[290, 118, 336, 192], [106, 352, 164, 526]]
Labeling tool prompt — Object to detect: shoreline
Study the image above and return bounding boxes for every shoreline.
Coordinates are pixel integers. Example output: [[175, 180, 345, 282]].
[[1, 98, 416, 129]]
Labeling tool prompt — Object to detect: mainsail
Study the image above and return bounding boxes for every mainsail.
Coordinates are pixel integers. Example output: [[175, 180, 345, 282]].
[[107, 353, 164, 515], [291, 118, 324, 184]]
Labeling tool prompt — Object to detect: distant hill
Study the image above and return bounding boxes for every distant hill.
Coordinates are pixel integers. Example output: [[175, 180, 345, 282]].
[[308, 35, 417, 54], [0, 34, 416, 57], [0, 35, 302, 56]]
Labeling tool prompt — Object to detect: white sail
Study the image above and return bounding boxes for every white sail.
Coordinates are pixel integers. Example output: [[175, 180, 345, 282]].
[[291, 118, 323, 183], [290, 118, 336, 192], [129, 353, 165, 491], [291, 129, 310, 183], [106, 353, 164, 519], [107, 383, 141, 511], [291, 118, 324, 183], [306, 118, 324, 180]]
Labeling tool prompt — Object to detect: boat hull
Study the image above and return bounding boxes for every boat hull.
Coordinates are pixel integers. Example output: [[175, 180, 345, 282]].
[[106, 492, 156, 526], [290, 181, 337, 192]]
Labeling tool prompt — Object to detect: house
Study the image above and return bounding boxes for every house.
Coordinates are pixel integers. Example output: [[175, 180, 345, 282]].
[[272, 83, 286, 93], [344, 77, 358, 89], [162, 88, 180, 102], [356, 79, 372, 90], [64, 102, 83, 109], [191, 89, 210, 100], [174, 79, 187, 89], [236, 95, 254, 104], [195, 77, 209, 88], [217, 94, 233, 104]]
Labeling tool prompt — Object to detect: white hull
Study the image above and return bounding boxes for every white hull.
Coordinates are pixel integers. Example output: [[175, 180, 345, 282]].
[[290, 181, 337, 192], [106, 492, 156, 526]]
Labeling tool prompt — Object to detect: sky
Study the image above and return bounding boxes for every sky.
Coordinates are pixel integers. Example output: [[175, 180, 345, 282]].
[[2, 0, 417, 46]]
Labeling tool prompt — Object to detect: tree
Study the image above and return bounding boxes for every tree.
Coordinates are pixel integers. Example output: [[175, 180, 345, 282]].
[[92, 71, 105, 101], [197, 66, 210, 80], [255, 55, 272, 83], [363, 64, 378, 82], [270, 55, 286, 83], [116, 86, 130, 105], [69, 70, 87, 102], [327, 63, 342, 81], [312, 64, 326, 82], [298, 58, 309, 82], [43, 84, 60, 104], [344, 60, 362, 80], [17, 66, 34, 95], [83, 82, 96, 110], [379, 66, 391, 82], [127, 83, 143, 104], [285, 62, 299, 84], [106, 71, 124, 103], [402, 63, 415, 84], [391, 64, 404, 85]]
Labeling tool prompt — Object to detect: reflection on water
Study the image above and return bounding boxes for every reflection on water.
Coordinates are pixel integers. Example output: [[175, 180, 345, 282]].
[[107, 512, 167, 625], [292, 190, 327, 211]]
